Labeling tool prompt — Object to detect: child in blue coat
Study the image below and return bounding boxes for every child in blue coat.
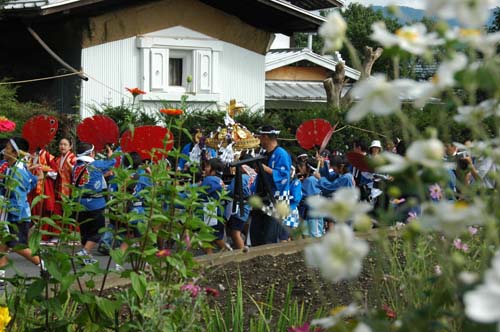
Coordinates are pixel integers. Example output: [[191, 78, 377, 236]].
[[200, 158, 226, 254], [314, 154, 354, 231], [0, 137, 45, 285], [72, 142, 115, 265], [297, 160, 324, 238]]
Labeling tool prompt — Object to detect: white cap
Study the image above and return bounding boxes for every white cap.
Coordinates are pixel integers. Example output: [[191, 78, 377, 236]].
[[369, 140, 382, 150]]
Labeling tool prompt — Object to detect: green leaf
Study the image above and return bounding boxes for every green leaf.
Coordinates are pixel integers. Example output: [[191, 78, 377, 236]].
[[26, 278, 45, 302], [85, 279, 95, 289], [96, 297, 120, 320], [109, 248, 124, 265], [166, 256, 187, 278], [30, 194, 47, 209], [28, 228, 41, 254], [130, 271, 147, 300]]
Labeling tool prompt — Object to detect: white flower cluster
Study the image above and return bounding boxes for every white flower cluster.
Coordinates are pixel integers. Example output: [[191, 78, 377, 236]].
[[465, 251, 500, 328], [305, 224, 369, 283], [418, 200, 486, 237], [376, 137, 446, 174]]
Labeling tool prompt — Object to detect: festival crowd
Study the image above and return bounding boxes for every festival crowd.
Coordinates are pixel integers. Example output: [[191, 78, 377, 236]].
[[0, 122, 497, 279]]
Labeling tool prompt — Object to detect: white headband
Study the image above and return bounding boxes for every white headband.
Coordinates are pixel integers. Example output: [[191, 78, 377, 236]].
[[77, 145, 95, 157], [258, 129, 280, 135], [9, 139, 20, 154]]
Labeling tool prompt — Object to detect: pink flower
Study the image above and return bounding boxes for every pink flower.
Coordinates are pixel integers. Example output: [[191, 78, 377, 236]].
[[0, 116, 16, 133], [205, 287, 220, 297], [181, 284, 201, 298], [406, 211, 418, 223], [429, 183, 443, 201], [184, 234, 191, 249], [382, 304, 397, 320], [468, 226, 478, 236], [156, 249, 172, 258], [434, 264, 442, 276], [453, 238, 469, 252]]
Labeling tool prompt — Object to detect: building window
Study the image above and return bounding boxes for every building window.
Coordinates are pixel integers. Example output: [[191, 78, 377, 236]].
[[169, 58, 183, 86], [138, 35, 221, 100]]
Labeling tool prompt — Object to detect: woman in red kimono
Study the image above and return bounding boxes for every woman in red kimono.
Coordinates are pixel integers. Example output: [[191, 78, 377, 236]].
[[28, 147, 56, 225], [48, 138, 77, 242]]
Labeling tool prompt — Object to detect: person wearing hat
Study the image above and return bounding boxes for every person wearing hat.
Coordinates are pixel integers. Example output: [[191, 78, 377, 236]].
[[369, 140, 383, 157], [250, 125, 292, 245]]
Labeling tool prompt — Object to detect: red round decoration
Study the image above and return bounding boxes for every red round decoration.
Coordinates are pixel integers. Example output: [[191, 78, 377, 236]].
[[77, 115, 119, 152], [120, 125, 174, 162], [295, 119, 332, 150], [22, 115, 58, 152], [346, 151, 373, 172], [319, 122, 339, 153]]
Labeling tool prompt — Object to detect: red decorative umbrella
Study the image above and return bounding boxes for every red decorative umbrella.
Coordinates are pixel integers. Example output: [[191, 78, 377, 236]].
[[295, 119, 332, 150], [346, 151, 373, 172], [319, 122, 339, 154], [120, 125, 174, 162], [77, 115, 119, 151], [22, 115, 58, 153]]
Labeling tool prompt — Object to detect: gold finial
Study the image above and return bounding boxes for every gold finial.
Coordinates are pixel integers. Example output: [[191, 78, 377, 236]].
[[228, 99, 244, 118]]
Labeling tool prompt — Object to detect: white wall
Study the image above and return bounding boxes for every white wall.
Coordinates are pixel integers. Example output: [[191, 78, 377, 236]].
[[80, 26, 265, 118], [270, 34, 291, 49]]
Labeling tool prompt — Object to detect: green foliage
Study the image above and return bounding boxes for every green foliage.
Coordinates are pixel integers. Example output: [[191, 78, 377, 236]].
[[294, 4, 402, 76], [204, 278, 318, 332], [0, 83, 57, 138], [89, 103, 158, 133]]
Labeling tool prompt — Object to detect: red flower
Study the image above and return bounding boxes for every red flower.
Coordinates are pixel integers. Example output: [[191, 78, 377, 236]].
[[155, 249, 172, 258], [160, 108, 183, 116], [288, 322, 320, 332], [382, 304, 397, 320], [126, 87, 146, 97], [0, 116, 16, 132], [205, 287, 220, 297]]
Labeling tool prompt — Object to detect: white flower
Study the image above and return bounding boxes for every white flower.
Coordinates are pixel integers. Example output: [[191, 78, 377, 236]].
[[413, 53, 468, 108], [426, 0, 496, 28], [319, 11, 347, 52], [454, 99, 500, 124], [347, 75, 417, 122], [406, 138, 445, 168], [311, 303, 360, 328], [419, 200, 486, 237], [354, 322, 372, 332], [446, 28, 500, 57], [376, 152, 410, 174], [464, 250, 500, 328], [305, 224, 369, 283], [306, 187, 372, 223], [371, 22, 443, 55], [459, 271, 479, 285], [432, 53, 468, 89]]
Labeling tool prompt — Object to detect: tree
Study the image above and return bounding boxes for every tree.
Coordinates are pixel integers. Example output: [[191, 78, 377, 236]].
[[294, 5, 400, 72]]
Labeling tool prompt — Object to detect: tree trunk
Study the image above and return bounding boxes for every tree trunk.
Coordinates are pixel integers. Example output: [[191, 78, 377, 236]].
[[324, 62, 346, 109], [324, 46, 383, 109], [361, 46, 383, 80]]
